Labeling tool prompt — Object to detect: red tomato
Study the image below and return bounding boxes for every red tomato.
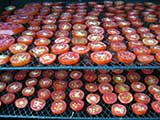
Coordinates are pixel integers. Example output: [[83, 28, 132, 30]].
[[98, 82, 113, 94], [144, 75, 159, 85], [73, 24, 86, 30], [98, 70, 110, 74], [142, 38, 158, 46], [0, 72, 13, 83], [29, 70, 41, 78], [42, 24, 57, 31], [125, 34, 140, 41], [148, 85, 160, 95], [15, 71, 27, 81], [133, 46, 151, 55], [102, 92, 117, 104], [39, 53, 56, 65], [127, 71, 141, 83], [51, 43, 69, 55], [71, 37, 88, 46], [72, 45, 90, 55], [151, 101, 160, 113], [55, 70, 68, 80], [55, 30, 69, 38], [118, 92, 133, 104], [59, 22, 72, 31], [111, 69, 123, 74], [22, 30, 36, 38], [37, 88, 51, 100], [86, 93, 100, 104], [111, 104, 127, 117], [25, 78, 38, 87], [6, 82, 23, 93], [84, 71, 97, 82], [137, 54, 154, 64], [17, 35, 33, 45], [117, 51, 136, 64], [87, 33, 104, 42], [150, 46, 160, 54], [128, 41, 143, 49], [154, 93, 160, 101], [42, 70, 54, 78], [131, 82, 146, 92], [156, 52, 160, 63], [30, 98, 46, 111], [22, 86, 35, 97], [43, 19, 56, 25], [0, 82, 6, 92], [88, 42, 107, 51], [69, 89, 84, 100], [70, 70, 82, 80], [70, 100, 84, 112], [113, 75, 126, 84], [85, 83, 98, 92], [107, 28, 120, 35], [58, 52, 80, 65], [72, 30, 87, 38], [115, 83, 130, 93], [54, 37, 70, 44], [108, 35, 124, 42], [98, 74, 111, 83], [36, 30, 53, 38], [51, 100, 67, 114], [69, 80, 83, 89], [15, 97, 28, 109], [87, 104, 102, 115], [141, 69, 153, 75], [0, 93, 15, 104], [0, 55, 10, 65], [29, 46, 49, 57], [134, 93, 151, 104], [122, 27, 136, 34], [51, 90, 66, 101], [131, 103, 148, 115], [110, 42, 127, 52], [53, 80, 67, 91], [34, 38, 51, 46], [90, 51, 112, 65], [28, 26, 40, 32]]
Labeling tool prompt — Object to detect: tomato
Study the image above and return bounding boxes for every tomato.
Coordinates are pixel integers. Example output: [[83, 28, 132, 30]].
[[141, 69, 153, 75], [112, 69, 124, 74], [107, 28, 120, 35], [17, 35, 33, 45], [51, 100, 67, 114], [22, 30, 36, 38], [29, 46, 49, 57], [34, 38, 51, 46], [156, 52, 160, 63], [150, 46, 160, 54], [29, 70, 41, 78], [36, 30, 53, 38], [91, 51, 112, 65], [85, 83, 98, 92], [118, 21, 131, 28], [70, 70, 82, 80], [131, 103, 148, 115], [144, 75, 159, 85], [115, 83, 130, 93], [0, 82, 6, 92], [128, 41, 143, 48], [54, 37, 70, 44], [0, 34, 15, 52], [70, 100, 84, 112], [118, 92, 133, 104], [53, 80, 67, 90], [69, 80, 83, 89], [134, 93, 151, 104], [110, 42, 127, 52], [28, 26, 40, 32], [86, 93, 100, 104], [154, 93, 160, 101], [103, 22, 118, 29], [141, 32, 155, 39], [6, 82, 23, 93], [142, 38, 158, 46], [43, 19, 56, 25], [55, 70, 68, 80], [15, 97, 28, 109], [88, 42, 106, 51], [73, 24, 86, 30], [25, 78, 38, 87], [87, 104, 102, 115], [15, 71, 27, 81], [55, 30, 69, 38], [98, 82, 113, 94], [39, 53, 56, 65], [30, 98, 46, 111], [71, 37, 88, 46], [58, 52, 80, 65], [22, 86, 35, 97], [0, 93, 15, 104], [84, 71, 97, 82], [108, 35, 124, 42], [122, 27, 136, 34], [0, 22, 25, 35], [51, 90, 66, 101], [0, 72, 13, 83], [127, 71, 141, 83], [151, 101, 160, 113], [111, 104, 127, 117], [148, 85, 160, 95], [37, 88, 51, 100], [87, 34, 104, 42], [72, 30, 87, 38], [69, 89, 84, 100], [125, 34, 140, 41], [102, 92, 117, 104], [42, 70, 54, 78], [98, 70, 110, 74], [131, 82, 146, 92], [59, 22, 72, 31], [133, 46, 151, 55], [9, 43, 28, 54], [137, 54, 154, 64], [72, 45, 90, 55], [113, 75, 126, 84], [98, 74, 111, 83], [117, 51, 136, 64], [0, 55, 10, 65]]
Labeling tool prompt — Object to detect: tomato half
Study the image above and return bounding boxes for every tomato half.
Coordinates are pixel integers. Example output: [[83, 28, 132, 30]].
[[137, 54, 154, 64], [86, 93, 100, 104], [111, 104, 127, 117], [15, 97, 28, 109], [98, 82, 113, 94], [115, 83, 130, 93], [36, 30, 53, 38], [71, 37, 88, 46], [55, 70, 68, 80], [51, 43, 69, 55], [154, 93, 160, 101], [37, 88, 51, 100], [88, 33, 104, 42], [70, 100, 84, 112], [87, 104, 102, 115], [53, 80, 67, 91], [17, 35, 33, 45], [51, 100, 67, 114], [118, 92, 133, 104], [113, 75, 126, 84], [144, 75, 159, 85], [134, 93, 151, 104], [0, 93, 15, 104], [142, 38, 158, 46], [54, 37, 70, 44], [88, 42, 107, 51], [131, 82, 146, 92], [29, 70, 41, 78], [69, 89, 84, 101], [39, 53, 56, 65], [0, 72, 13, 83], [0, 55, 10, 65], [131, 103, 148, 115], [151, 101, 160, 113], [84, 71, 97, 82], [108, 35, 124, 42], [6, 82, 23, 93], [42, 70, 54, 78], [110, 42, 127, 52], [51, 90, 66, 101], [73, 24, 86, 30], [133, 46, 151, 55], [25, 78, 38, 87], [30, 98, 46, 111], [127, 71, 141, 83], [15, 71, 27, 81], [102, 92, 117, 104], [69, 80, 83, 89], [22, 86, 35, 97]]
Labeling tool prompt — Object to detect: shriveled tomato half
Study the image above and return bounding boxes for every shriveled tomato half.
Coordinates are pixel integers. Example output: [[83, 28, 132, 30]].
[[86, 93, 100, 104], [142, 38, 158, 46], [29, 46, 49, 57], [154, 93, 160, 101], [36, 30, 53, 38], [85, 83, 98, 93], [72, 45, 90, 55], [111, 104, 127, 117], [110, 42, 127, 52], [15, 97, 28, 109], [102, 92, 117, 104], [39, 53, 56, 65], [84, 71, 97, 82], [17, 35, 33, 45], [70, 70, 82, 80], [0, 93, 15, 104], [0, 81, 6, 92], [0, 72, 13, 83], [0, 55, 10, 65], [113, 75, 126, 84], [22, 86, 35, 97], [118, 92, 133, 104], [30, 98, 46, 111], [98, 82, 113, 94], [133, 46, 151, 55], [37, 88, 51, 100], [115, 83, 130, 93], [25, 78, 38, 87], [54, 37, 70, 44], [131, 103, 148, 115], [131, 82, 146, 92], [69, 89, 84, 101], [15, 71, 27, 81], [55, 70, 68, 80], [87, 104, 102, 115], [88, 42, 107, 51], [51, 90, 66, 101], [29, 70, 41, 78], [137, 54, 154, 64], [151, 101, 160, 113], [134, 93, 151, 104], [51, 43, 69, 55], [88, 26, 104, 34], [53, 80, 67, 91], [127, 71, 141, 83], [69, 80, 83, 89], [70, 100, 84, 112], [51, 100, 67, 114], [42, 70, 54, 78], [148, 85, 160, 95], [72, 37, 88, 46], [98, 74, 111, 83], [144, 75, 159, 85], [34, 38, 51, 46], [87, 33, 104, 42]]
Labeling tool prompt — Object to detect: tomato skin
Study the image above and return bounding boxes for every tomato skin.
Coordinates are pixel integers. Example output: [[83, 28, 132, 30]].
[[98, 74, 111, 83], [0, 82, 6, 92], [51, 43, 69, 55], [87, 104, 102, 115], [17, 35, 33, 45], [0, 93, 15, 104], [15, 97, 28, 109], [98, 82, 113, 94], [118, 92, 133, 104], [102, 92, 117, 104], [151, 101, 160, 113], [22, 86, 35, 97], [134, 93, 151, 104], [70, 100, 84, 112], [69, 89, 84, 101], [30, 98, 46, 112], [111, 104, 127, 117], [148, 85, 160, 95], [131, 103, 148, 115], [70, 70, 82, 80], [15, 71, 27, 81], [127, 71, 141, 83], [86, 93, 100, 104], [0, 72, 13, 83], [6, 82, 23, 93], [55, 70, 68, 80], [131, 82, 146, 92], [51, 90, 66, 101], [113, 75, 126, 84], [51, 100, 67, 114], [85, 83, 98, 93]]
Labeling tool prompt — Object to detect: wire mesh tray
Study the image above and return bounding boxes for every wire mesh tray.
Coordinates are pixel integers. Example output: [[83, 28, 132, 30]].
[[0, 70, 160, 119]]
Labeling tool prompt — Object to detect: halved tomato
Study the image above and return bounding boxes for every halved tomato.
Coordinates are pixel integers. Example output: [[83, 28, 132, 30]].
[[87, 104, 102, 115], [29, 70, 41, 78], [154, 93, 160, 101], [111, 104, 127, 117], [70, 70, 82, 80], [51, 90, 66, 101], [15, 97, 28, 109], [53, 80, 67, 90], [17, 35, 33, 45], [42, 70, 54, 78], [98, 82, 113, 94], [102, 92, 117, 104], [9, 43, 28, 54], [71, 37, 88, 46], [0, 81, 6, 92], [51, 43, 69, 55], [22, 30, 36, 38], [125, 34, 140, 41], [127, 71, 141, 83], [131, 82, 146, 92], [69, 80, 83, 89], [144, 75, 159, 85], [84, 71, 97, 82], [118, 92, 133, 104], [142, 38, 158, 46], [37, 88, 51, 100], [148, 85, 160, 95], [113, 75, 126, 84], [85, 83, 98, 93], [72, 30, 87, 38], [131, 103, 148, 115], [133, 46, 151, 55], [39, 53, 56, 65], [87, 33, 104, 42], [151, 101, 160, 113], [0, 72, 13, 83], [150, 46, 160, 54], [110, 42, 127, 52], [134, 93, 151, 104], [0, 55, 10, 65], [51, 100, 67, 114], [69, 89, 84, 100], [98, 74, 111, 83], [42, 24, 57, 31], [86, 93, 100, 104], [108, 35, 124, 42], [59, 22, 72, 31], [30, 98, 46, 111], [122, 27, 136, 34], [34, 38, 51, 46], [15, 71, 27, 81], [107, 28, 120, 35], [54, 37, 70, 44], [0, 93, 15, 104], [22, 86, 35, 97], [141, 69, 153, 75], [88, 42, 107, 51], [36, 30, 53, 38], [70, 100, 84, 112], [137, 54, 154, 64], [55, 70, 68, 80], [6, 82, 23, 93], [73, 24, 86, 30], [55, 30, 69, 38], [29, 46, 49, 57], [115, 83, 130, 93]]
